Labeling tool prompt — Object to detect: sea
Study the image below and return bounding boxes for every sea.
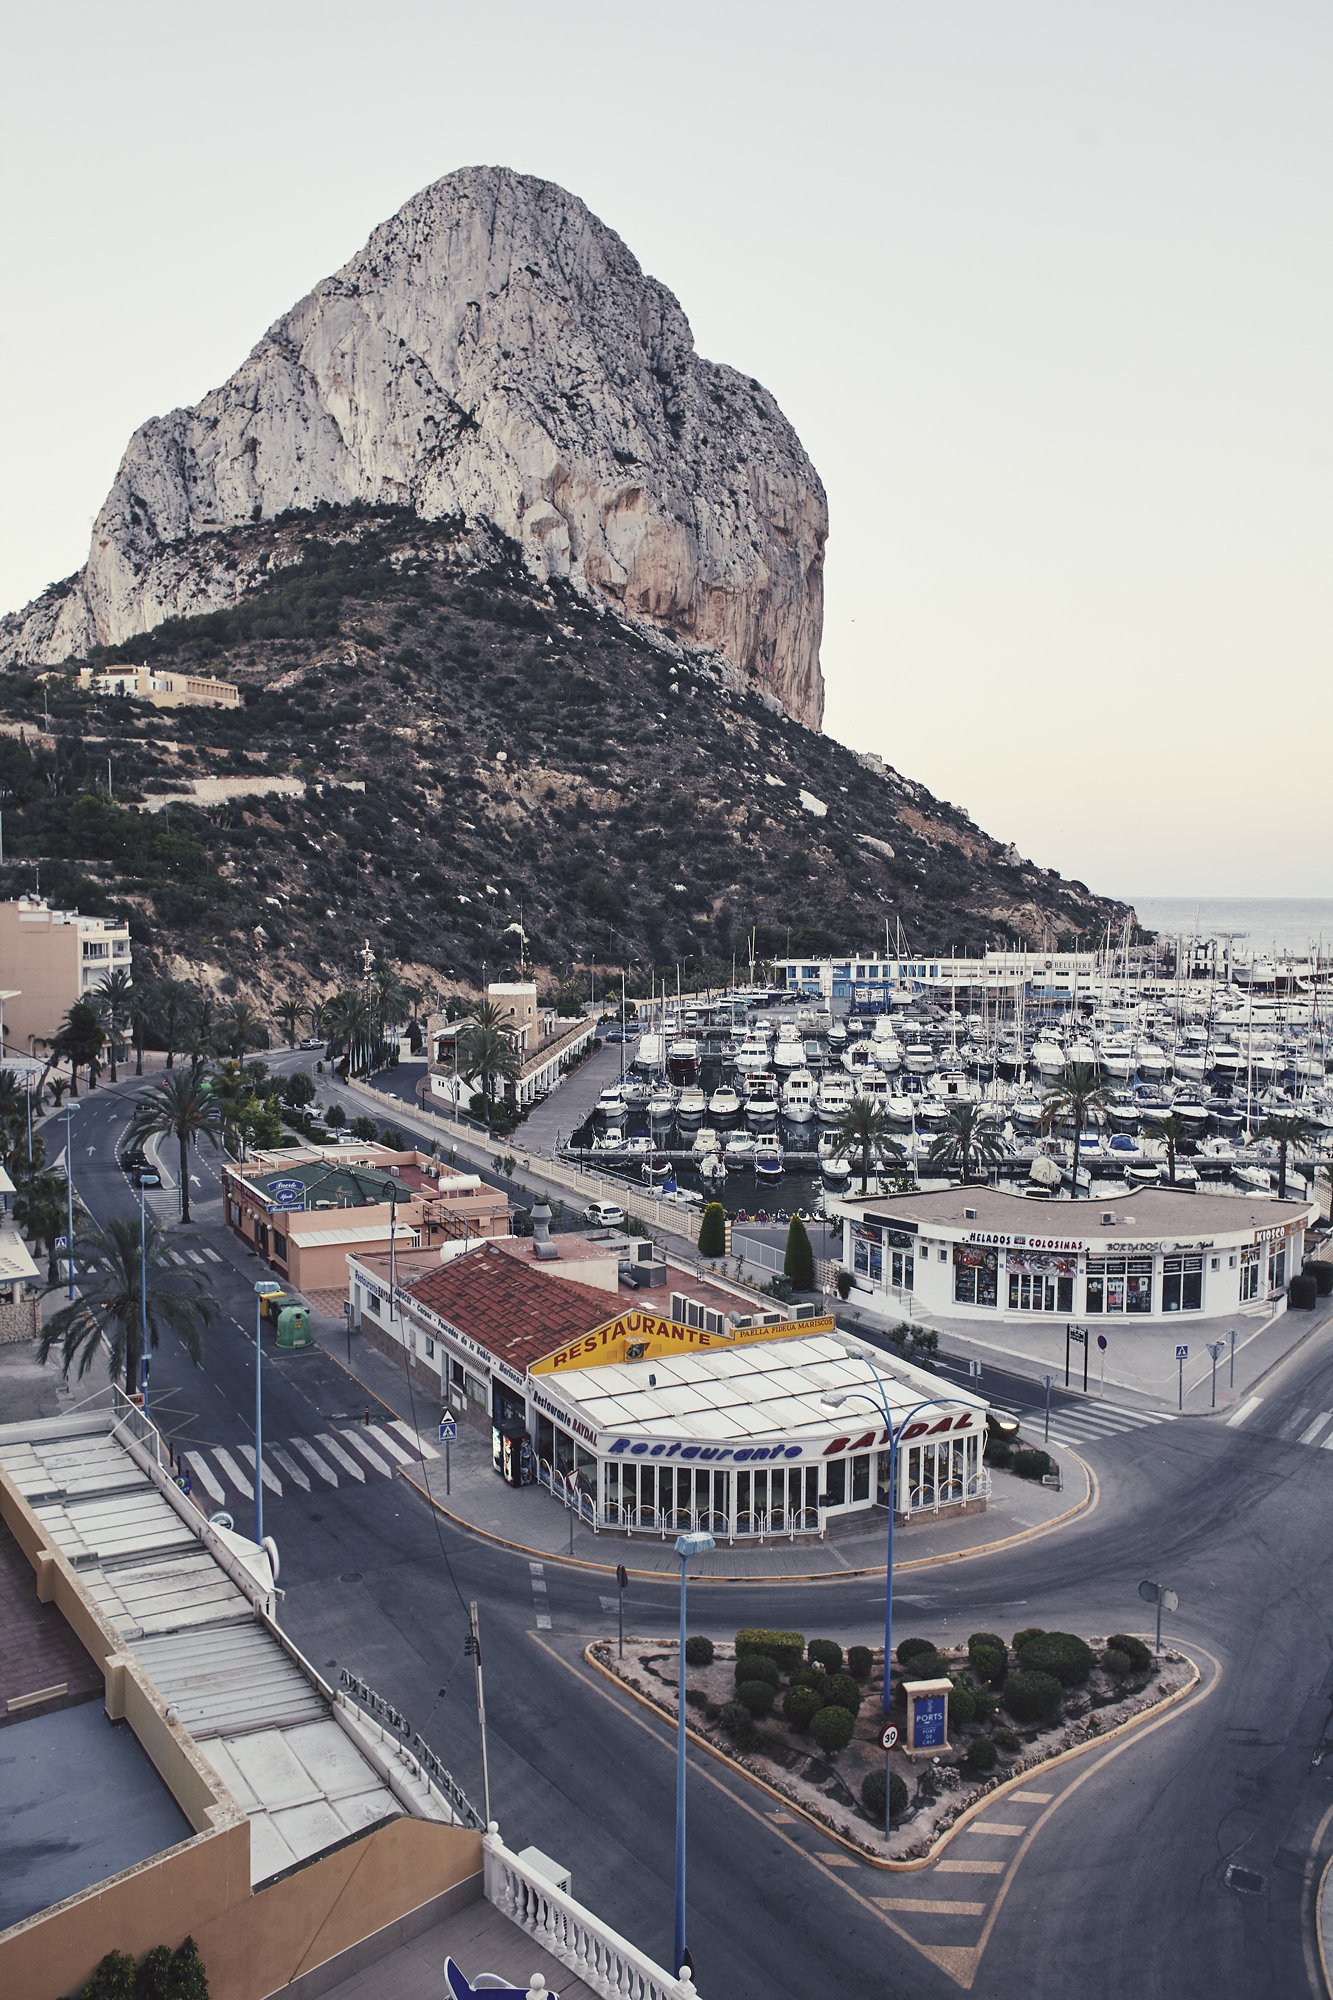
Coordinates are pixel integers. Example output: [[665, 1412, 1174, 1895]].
[[1128, 896, 1333, 958]]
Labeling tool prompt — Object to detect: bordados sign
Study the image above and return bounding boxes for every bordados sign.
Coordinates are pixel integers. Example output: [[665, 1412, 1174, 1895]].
[[602, 1409, 980, 1467]]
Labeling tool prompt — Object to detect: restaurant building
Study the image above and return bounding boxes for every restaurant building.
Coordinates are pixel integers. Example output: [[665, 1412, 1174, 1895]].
[[830, 1186, 1318, 1329]]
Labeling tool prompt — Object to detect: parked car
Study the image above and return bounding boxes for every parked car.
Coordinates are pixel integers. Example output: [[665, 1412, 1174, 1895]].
[[300, 1036, 324, 1050], [119, 1148, 149, 1174], [583, 1201, 626, 1227]]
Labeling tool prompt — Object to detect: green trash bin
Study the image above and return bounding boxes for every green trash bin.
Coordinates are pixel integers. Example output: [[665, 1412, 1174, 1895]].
[[276, 1305, 313, 1350]]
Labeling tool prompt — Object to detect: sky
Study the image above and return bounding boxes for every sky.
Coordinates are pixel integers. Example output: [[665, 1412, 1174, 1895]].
[[2, 1, 1328, 900]]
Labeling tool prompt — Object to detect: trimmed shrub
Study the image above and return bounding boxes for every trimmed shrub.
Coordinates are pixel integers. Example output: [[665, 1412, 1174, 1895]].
[[969, 1641, 1007, 1687], [719, 1701, 758, 1748], [860, 1767, 909, 1821], [947, 1677, 977, 1726], [1288, 1271, 1318, 1310], [823, 1673, 863, 1716], [896, 1636, 938, 1667], [782, 1685, 825, 1731], [735, 1628, 805, 1672], [994, 1726, 1022, 1753], [1013, 1447, 1054, 1480], [734, 1652, 780, 1688], [1017, 1631, 1095, 1688], [966, 1735, 999, 1773], [1001, 1670, 1064, 1724], [898, 1649, 949, 1683], [735, 1678, 776, 1717], [1305, 1260, 1333, 1297], [808, 1638, 845, 1674], [835, 1268, 853, 1300], [809, 1704, 857, 1755], [684, 1635, 714, 1667], [984, 1436, 1014, 1468], [968, 1631, 1006, 1659], [1102, 1647, 1134, 1679], [1106, 1633, 1153, 1674], [784, 1214, 816, 1290], [847, 1644, 874, 1684], [789, 1663, 818, 1689], [1012, 1627, 1045, 1653], [970, 1682, 998, 1721], [698, 1202, 727, 1257]]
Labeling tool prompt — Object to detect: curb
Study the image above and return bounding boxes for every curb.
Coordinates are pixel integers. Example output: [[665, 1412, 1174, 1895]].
[[584, 1639, 1206, 1872], [1318, 1852, 1333, 2000]]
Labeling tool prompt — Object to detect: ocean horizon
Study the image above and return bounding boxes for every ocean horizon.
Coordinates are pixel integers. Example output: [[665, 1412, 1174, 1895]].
[[1127, 895, 1333, 955]]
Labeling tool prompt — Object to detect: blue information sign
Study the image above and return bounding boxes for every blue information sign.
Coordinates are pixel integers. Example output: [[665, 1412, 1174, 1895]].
[[913, 1695, 947, 1749]]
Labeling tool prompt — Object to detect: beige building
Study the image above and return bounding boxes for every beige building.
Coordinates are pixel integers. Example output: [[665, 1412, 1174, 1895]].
[[428, 981, 598, 1112], [0, 897, 132, 1057], [76, 663, 240, 708]]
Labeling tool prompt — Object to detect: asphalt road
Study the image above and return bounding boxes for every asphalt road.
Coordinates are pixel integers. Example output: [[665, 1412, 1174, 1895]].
[[39, 1071, 1333, 1999]]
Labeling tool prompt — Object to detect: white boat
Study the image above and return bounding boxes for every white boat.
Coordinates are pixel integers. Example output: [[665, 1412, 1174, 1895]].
[[699, 1152, 727, 1182], [733, 1030, 771, 1076], [708, 1085, 742, 1122], [1030, 1036, 1065, 1078], [820, 1151, 852, 1189], [1172, 1092, 1210, 1132], [1125, 1160, 1161, 1186], [648, 1086, 678, 1121], [915, 1096, 948, 1129], [856, 1071, 893, 1111], [885, 1093, 915, 1124], [1011, 1091, 1044, 1129], [754, 1135, 784, 1180], [623, 1134, 653, 1157], [1135, 1040, 1171, 1080], [631, 1033, 664, 1075], [643, 1153, 672, 1184], [902, 1041, 935, 1076], [724, 1132, 756, 1167], [772, 1029, 806, 1073], [591, 1130, 626, 1153], [595, 1086, 627, 1120], [667, 1037, 701, 1083], [676, 1084, 707, 1121], [1234, 1163, 1272, 1193], [842, 1037, 880, 1077], [817, 1074, 854, 1123], [744, 1075, 781, 1124], [782, 1069, 819, 1122], [692, 1126, 720, 1157]]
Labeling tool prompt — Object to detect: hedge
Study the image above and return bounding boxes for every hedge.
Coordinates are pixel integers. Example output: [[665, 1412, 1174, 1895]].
[[1304, 1260, 1333, 1297], [808, 1638, 844, 1673], [823, 1672, 863, 1716], [1106, 1633, 1153, 1673], [966, 1735, 998, 1773], [847, 1645, 874, 1683], [698, 1202, 726, 1257], [735, 1678, 776, 1717], [809, 1704, 857, 1755], [860, 1767, 909, 1821], [1013, 1627, 1045, 1652], [735, 1628, 805, 1672], [968, 1631, 1005, 1659], [1013, 1447, 1054, 1480], [947, 1677, 976, 1726], [1102, 1647, 1134, 1679], [1017, 1631, 1095, 1688], [1001, 1670, 1064, 1723], [684, 1635, 714, 1666], [782, 1685, 824, 1731], [1288, 1271, 1318, 1310], [719, 1701, 758, 1747], [896, 1637, 938, 1667], [734, 1652, 780, 1689], [899, 1649, 949, 1683]]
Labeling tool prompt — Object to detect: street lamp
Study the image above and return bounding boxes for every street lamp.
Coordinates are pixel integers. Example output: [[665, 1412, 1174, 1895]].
[[137, 1172, 160, 1415], [62, 1099, 80, 1299], [674, 1529, 715, 1977], [253, 1280, 270, 1543]]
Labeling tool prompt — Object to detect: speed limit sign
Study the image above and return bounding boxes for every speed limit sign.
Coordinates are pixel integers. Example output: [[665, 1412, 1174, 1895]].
[[880, 1724, 899, 1750]]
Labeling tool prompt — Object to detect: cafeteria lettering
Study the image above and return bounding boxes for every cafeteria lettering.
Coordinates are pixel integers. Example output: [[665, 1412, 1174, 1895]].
[[607, 1438, 805, 1463], [822, 1412, 976, 1456]]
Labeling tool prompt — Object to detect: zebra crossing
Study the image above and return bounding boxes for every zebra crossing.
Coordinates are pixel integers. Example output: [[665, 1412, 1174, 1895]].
[[1271, 1401, 1333, 1451], [1025, 1399, 1178, 1454], [181, 1419, 439, 1505]]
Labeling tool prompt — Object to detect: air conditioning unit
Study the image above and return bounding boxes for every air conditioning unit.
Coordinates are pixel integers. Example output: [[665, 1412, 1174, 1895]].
[[794, 1303, 816, 1320]]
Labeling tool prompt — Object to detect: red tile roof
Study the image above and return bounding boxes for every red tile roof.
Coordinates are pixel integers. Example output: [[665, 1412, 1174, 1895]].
[[403, 1243, 616, 1371]]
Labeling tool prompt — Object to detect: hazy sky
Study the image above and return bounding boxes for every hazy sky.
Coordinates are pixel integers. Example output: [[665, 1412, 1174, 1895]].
[[3, 2, 1328, 899]]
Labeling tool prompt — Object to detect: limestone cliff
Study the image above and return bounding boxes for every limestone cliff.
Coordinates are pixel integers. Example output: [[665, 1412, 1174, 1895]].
[[1, 166, 827, 724]]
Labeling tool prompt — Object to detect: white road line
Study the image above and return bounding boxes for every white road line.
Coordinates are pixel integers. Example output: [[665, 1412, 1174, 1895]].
[[318, 1433, 367, 1482], [1278, 1406, 1312, 1440], [388, 1417, 439, 1459], [1298, 1412, 1331, 1446], [213, 1447, 254, 1499], [271, 1447, 310, 1491], [529, 1561, 544, 1575], [340, 1429, 393, 1477], [1321, 1431, 1333, 1452], [535, 1614, 552, 1630], [531, 1578, 547, 1594], [184, 1451, 226, 1504], [364, 1425, 415, 1466], [187, 1250, 207, 1266], [1225, 1396, 1263, 1429], [599, 1596, 619, 1614], [294, 1439, 339, 1486], [238, 1445, 283, 1496], [201, 1247, 223, 1263]]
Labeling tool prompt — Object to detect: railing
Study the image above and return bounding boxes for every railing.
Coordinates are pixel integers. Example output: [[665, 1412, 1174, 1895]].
[[536, 1459, 599, 1531], [905, 1468, 991, 1516], [484, 1826, 697, 1999], [594, 1500, 823, 1544]]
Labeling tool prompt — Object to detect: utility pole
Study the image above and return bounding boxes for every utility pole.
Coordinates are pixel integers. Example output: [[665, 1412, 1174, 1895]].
[[467, 1602, 492, 1827]]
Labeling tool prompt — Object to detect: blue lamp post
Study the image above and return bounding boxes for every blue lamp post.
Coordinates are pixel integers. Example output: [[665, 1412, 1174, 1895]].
[[674, 1529, 715, 1977], [61, 1099, 80, 1299], [137, 1171, 160, 1415], [253, 1279, 271, 1543]]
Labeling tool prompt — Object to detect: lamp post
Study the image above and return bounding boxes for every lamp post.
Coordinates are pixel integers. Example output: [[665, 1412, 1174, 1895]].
[[62, 1099, 80, 1299], [673, 1529, 715, 1978], [137, 1172, 160, 1415], [253, 1280, 270, 1543]]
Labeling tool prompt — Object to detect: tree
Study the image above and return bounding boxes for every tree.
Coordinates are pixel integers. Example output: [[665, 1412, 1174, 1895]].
[[220, 998, 266, 1062], [182, 987, 219, 1061], [0, 1067, 28, 1171], [456, 1003, 521, 1128], [784, 1214, 815, 1290], [1143, 1114, 1188, 1187], [282, 1071, 317, 1109], [927, 1100, 1005, 1185], [1040, 1062, 1111, 1187], [129, 976, 157, 1076], [125, 1064, 223, 1224], [350, 1114, 379, 1140], [371, 963, 408, 1041], [278, 994, 303, 1048], [50, 999, 105, 1096], [322, 988, 376, 1076], [38, 1213, 214, 1391], [14, 1167, 67, 1282], [1258, 1113, 1317, 1201], [157, 978, 190, 1070], [698, 1202, 726, 1257], [830, 1096, 904, 1196], [94, 967, 135, 1083]]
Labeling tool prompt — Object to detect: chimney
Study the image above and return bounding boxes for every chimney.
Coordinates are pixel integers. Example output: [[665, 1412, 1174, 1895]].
[[531, 1198, 558, 1261]]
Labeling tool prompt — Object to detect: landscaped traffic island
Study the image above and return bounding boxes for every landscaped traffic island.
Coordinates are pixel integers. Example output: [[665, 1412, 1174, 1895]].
[[591, 1624, 1195, 1861]]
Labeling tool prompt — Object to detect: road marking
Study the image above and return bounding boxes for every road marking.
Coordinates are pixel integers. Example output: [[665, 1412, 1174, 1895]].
[[966, 1822, 1026, 1837], [363, 1425, 415, 1466], [201, 1247, 223, 1263], [535, 1613, 552, 1630], [1321, 1431, 1333, 1452], [876, 1897, 986, 1915], [1299, 1413, 1331, 1446], [271, 1447, 310, 1491], [531, 1578, 547, 1594], [390, 1418, 439, 1460], [1226, 1395, 1263, 1429], [819, 1854, 857, 1869], [238, 1445, 282, 1496], [936, 1860, 1005, 1875], [213, 1447, 254, 1499], [186, 1250, 207, 1266], [318, 1433, 367, 1481], [340, 1429, 393, 1476], [529, 1561, 544, 1575], [599, 1595, 620, 1614], [1279, 1405, 1312, 1439], [1009, 1790, 1053, 1803], [767, 1809, 797, 1824], [184, 1452, 226, 1503], [294, 1439, 339, 1485]]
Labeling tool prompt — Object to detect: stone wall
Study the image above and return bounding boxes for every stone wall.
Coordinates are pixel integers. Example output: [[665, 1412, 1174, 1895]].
[[0, 1293, 39, 1346]]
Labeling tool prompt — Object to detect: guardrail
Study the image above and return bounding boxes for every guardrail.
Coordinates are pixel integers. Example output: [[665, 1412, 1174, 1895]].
[[484, 1826, 697, 1999]]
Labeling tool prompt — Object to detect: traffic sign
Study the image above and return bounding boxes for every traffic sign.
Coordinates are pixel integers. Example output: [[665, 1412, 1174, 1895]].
[[880, 1724, 899, 1750], [1175, 1344, 1189, 1361], [439, 1411, 458, 1443], [1069, 1328, 1086, 1346], [1096, 1334, 1108, 1350], [55, 1233, 68, 1251]]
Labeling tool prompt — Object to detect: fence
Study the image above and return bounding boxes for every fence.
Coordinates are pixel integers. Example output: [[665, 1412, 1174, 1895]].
[[484, 1827, 697, 1999]]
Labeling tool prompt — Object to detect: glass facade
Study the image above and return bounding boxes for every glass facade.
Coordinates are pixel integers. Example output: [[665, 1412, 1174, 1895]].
[[1086, 1255, 1154, 1314], [1161, 1254, 1203, 1313]]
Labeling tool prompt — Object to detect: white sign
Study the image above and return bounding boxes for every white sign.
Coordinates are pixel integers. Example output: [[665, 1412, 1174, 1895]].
[[880, 1723, 899, 1750], [439, 1412, 458, 1443]]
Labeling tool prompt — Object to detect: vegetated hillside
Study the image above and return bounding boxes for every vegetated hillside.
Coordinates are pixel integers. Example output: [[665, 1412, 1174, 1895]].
[[0, 508, 1125, 1002]]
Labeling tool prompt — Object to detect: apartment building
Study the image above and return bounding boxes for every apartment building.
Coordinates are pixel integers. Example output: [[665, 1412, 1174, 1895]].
[[0, 897, 132, 1056], [76, 663, 240, 709]]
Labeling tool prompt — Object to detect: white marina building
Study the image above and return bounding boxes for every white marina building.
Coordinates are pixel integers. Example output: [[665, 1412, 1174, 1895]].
[[772, 946, 1099, 1007]]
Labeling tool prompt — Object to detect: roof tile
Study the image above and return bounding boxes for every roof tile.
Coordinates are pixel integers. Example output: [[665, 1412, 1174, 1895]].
[[404, 1244, 616, 1370]]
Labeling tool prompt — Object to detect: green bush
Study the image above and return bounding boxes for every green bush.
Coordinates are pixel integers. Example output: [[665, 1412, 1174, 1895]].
[[993, 1726, 1022, 1753], [809, 1704, 857, 1755], [736, 1678, 776, 1717], [896, 1636, 937, 1667], [1012, 1627, 1045, 1652], [784, 1213, 815, 1290], [808, 1638, 844, 1673], [1012, 1447, 1053, 1480], [734, 1652, 780, 1688], [1102, 1647, 1134, 1679], [970, 1682, 998, 1721], [968, 1631, 1005, 1659], [947, 1677, 977, 1727], [72, 1953, 138, 2000], [1017, 1631, 1095, 1688], [968, 1641, 1007, 1687], [860, 1767, 909, 1821], [789, 1663, 818, 1689], [984, 1436, 1014, 1467], [684, 1635, 714, 1667], [1001, 1670, 1064, 1724], [719, 1701, 758, 1748], [1288, 1271, 1317, 1310], [1305, 1260, 1333, 1297], [782, 1684, 825, 1731], [698, 1202, 727, 1257], [966, 1736, 998, 1773], [823, 1673, 863, 1716], [735, 1628, 805, 1672], [68, 1940, 211, 2000], [847, 1644, 874, 1683], [1106, 1633, 1153, 1673], [898, 1649, 949, 1682]]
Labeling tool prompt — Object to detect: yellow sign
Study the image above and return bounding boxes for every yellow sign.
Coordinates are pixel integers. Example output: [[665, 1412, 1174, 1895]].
[[530, 1309, 836, 1376]]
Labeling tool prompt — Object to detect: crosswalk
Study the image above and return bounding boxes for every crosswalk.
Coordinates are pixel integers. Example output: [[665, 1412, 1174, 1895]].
[[181, 1419, 439, 1505], [1270, 1401, 1333, 1451], [1020, 1399, 1177, 1455]]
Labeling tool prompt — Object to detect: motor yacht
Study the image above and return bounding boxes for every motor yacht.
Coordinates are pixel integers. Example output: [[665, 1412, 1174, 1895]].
[[676, 1084, 707, 1121], [782, 1069, 819, 1122], [708, 1084, 742, 1122]]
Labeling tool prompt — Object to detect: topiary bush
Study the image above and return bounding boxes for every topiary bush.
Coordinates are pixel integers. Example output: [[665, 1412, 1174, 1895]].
[[719, 1700, 758, 1748], [984, 1435, 1014, 1467], [736, 1678, 776, 1717], [684, 1635, 715, 1667], [782, 1685, 825, 1731], [808, 1638, 844, 1673], [1101, 1647, 1134, 1679], [1017, 1631, 1095, 1688], [968, 1631, 1005, 1660], [993, 1725, 1022, 1753], [1013, 1627, 1045, 1652], [968, 1641, 1007, 1687], [789, 1663, 818, 1689], [809, 1704, 857, 1755], [860, 1767, 909, 1821], [947, 1677, 977, 1726], [847, 1644, 874, 1683], [896, 1636, 938, 1667], [970, 1682, 998, 1721], [734, 1652, 780, 1688], [1106, 1633, 1153, 1673], [735, 1628, 805, 1672], [1013, 1447, 1054, 1480], [823, 1672, 863, 1716], [1001, 1670, 1064, 1724], [1304, 1260, 1333, 1297], [698, 1202, 727, 1257], [1288, 1270, 1318, 1310], [898, 1649, 949, 1682], [966, 1735, 999, 1773]]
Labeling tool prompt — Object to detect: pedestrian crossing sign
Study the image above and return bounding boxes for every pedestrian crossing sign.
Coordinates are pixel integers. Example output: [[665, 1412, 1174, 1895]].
[[439, 1412, 458, 1442]]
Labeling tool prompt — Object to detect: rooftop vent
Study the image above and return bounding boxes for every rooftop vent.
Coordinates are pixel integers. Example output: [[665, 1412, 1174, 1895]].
[[964, 1206, 978, 1221]]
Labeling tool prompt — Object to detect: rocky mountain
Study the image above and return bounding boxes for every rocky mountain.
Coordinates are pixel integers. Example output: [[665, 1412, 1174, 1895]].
[[1, 166, 826, 727]]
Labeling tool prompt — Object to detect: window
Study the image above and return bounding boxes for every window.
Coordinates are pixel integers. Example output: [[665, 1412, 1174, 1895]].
[[1086, 1257, 1153, 1315], [853, 1226, 883, 1284], [1268, 1243, 1287, 1292], [939, 1248, 948, 1262], [425, 1337, 435, 1359], [1006, 1251, 1075, 1314], [884, 1228, 914, 1291], [1162, 1254, 1203, 1313], [953, 1245, 997, 1307], [271, 1233, 287, 1262]]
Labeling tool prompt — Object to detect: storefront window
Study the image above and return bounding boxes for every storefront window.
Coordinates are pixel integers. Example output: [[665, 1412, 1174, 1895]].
[[1268, 1243, 1286, 1291], [1006, 1250, 1075, 1314], [1086, 1256, 1153, 1314], [1162, 1254, 1203, 1313], [853, 1225, 883, 1284], [1239, 1245, 1262, 1301], [884, 1229, 915, 1290], [953, 1245, 998, 1307]]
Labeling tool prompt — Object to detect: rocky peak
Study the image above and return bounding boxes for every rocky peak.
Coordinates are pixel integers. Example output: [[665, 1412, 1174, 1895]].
[[2, 166, 827, 725]]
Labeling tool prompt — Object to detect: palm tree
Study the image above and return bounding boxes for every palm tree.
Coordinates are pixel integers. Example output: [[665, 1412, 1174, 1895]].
[[0, 1068, 26, 1169], [1143, 1114, 1189, 1188], [182, 988, 219, 1061], [1258, 1113, 1318, 1201], [157, 978, 190, 1069], [830, 1096, 905, 1196], [38, 1214, 214, 1389], [371, 964, 408, 1041], [125, 1063, 223, 1224], [1041, 1062, 1111, 1189], [14, 1167, 67, 1282], [128, 976, 157, 1076], [322, 988, 376, 1075], [927, 1101, 1005, 1185], [50, 1000, 105, 1096], [456, 1008, 522, 1129], [93, 967, 135, 1083], [220, 997, 266, 1062], [278, 995, 303, 1048]]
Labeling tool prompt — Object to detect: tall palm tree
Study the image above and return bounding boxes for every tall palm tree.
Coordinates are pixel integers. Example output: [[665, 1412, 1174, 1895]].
[[37, 1214, 214, 1388], [371, 964, 408, 1041], [14, 1167, 68, 1283], [927, 1101, 1005, 1185], [456, 1012, 522, 1129], [278, 994, 303, 1048], [220, 997, 266, 1062], [1258, 1113, 1318, 1201], [1143, 1114, 1188, 1188], [183, 988, 219, 1061], [1041, 1062, 1111, 1190], [0, 1068, 26, 1169], [157, 978, 190, 1070], [128, 976, 157, 1076], [830, 1096, 905, 1196], [322, 988, 376, 1075], [125, 1063, 223, 1224], [50, 1000, 105, 1096], [93, 967, 135, 1083]]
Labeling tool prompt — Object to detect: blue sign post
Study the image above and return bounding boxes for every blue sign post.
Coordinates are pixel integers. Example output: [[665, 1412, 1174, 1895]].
[[1175, 1344, 1189, 1411], [439, 1410, 457, 1495]]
